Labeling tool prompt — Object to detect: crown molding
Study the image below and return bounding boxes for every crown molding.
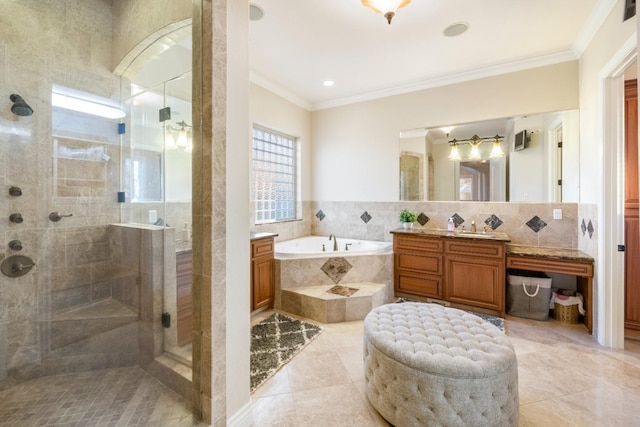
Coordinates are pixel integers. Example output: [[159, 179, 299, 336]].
[[572, 0, 619, 56], [310, 50, 578, 111], [250, 71, 312, 111]]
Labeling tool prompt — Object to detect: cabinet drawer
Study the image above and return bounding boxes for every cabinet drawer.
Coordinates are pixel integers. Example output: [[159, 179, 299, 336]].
[[506, 256, 593, 277], [395, 235, 443, 252], [396, 272, 442, 298], [396, 252, 442, 275], [252, 238, 274, 258], [444, 240, 504, 259]]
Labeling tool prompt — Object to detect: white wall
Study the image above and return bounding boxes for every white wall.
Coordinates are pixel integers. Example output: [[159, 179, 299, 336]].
[[310, 61, 579, 202], [226, 0, 251, 422], [578, 0, 636, 347], [579, 1, 636, 206]]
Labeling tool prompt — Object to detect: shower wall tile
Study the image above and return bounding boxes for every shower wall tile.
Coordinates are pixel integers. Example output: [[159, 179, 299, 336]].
[[90, 260, 112, 284], [49, 266, 90, 292], [50, 286, 92, 315], [91, 282, 112, 301], [0, 0, 170, 391]]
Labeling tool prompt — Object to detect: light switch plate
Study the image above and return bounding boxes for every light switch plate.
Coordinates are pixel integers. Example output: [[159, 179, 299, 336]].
[[553, 209, 562, 220], [149, 210, 158, 224]]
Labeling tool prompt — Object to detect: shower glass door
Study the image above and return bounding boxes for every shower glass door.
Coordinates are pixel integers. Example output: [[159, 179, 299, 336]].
[[124, 71, 193, 366]]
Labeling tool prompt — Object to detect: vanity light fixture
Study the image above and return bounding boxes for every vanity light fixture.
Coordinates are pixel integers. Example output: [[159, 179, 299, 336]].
[[441, 126, 454, 135], [448, 140, 461, 161], [490, 135, 505, 158], [164, 125, 178, 150], [165, 121, 192, 152], [184, 132, 193, 153], [361, 0, 411, 24], [447, 134, 505, 161], [468, 135, 482, 160]]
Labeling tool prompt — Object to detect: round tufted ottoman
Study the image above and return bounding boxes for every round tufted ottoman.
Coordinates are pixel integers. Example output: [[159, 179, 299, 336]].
[[363, 302, 518, 427]]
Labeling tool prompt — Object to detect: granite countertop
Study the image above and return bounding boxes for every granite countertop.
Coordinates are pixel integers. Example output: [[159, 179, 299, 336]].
[[390, 227, 511, 242], [506, 244, 594, 263], [250, 231, 278, 241]]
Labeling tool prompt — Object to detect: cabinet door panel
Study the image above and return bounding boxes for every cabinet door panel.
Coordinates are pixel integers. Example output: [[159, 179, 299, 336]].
[[253, 256, 274, 310], [446, 255, 504, 311]]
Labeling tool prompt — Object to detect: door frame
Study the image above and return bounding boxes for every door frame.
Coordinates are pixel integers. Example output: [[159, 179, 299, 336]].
[[600, 35, 636, 348]]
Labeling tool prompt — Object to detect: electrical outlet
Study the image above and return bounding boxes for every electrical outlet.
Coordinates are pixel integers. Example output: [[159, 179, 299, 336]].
[[553, 209, 562, 220]]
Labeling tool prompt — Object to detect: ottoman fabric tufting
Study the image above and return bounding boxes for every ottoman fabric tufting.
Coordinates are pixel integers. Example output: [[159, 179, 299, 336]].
[[363, 302, 518, 427]]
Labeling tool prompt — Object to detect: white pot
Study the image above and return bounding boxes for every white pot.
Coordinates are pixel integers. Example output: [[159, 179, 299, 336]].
[[402, 222, 413, 230]]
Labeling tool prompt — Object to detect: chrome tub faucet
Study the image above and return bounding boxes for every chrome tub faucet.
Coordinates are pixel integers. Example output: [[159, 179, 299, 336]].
[[329, 234, 338, 251]]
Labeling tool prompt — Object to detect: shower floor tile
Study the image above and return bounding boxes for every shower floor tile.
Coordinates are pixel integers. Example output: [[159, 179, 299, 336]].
[[0, 366, 205, 427]]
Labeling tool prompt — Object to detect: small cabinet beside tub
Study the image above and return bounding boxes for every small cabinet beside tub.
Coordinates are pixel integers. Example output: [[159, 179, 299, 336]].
[[251, 233, 277, 311]]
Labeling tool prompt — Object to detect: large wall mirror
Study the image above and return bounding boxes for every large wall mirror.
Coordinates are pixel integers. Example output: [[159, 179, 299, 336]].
[[399, 109, 579, 202]]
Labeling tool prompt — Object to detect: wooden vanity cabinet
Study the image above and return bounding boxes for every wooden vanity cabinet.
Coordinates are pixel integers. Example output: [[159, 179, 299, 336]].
[[394, 235, 444, 299], [444, 240, 505, 315], [251, 237, 275, 311], [393, 233, 506, 315]]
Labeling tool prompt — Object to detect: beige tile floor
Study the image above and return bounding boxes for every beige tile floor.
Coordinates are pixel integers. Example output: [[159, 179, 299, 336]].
[[250, 310, 640, 427]]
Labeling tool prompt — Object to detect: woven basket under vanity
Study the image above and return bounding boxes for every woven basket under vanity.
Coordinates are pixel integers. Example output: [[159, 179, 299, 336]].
[[553, 302, 580, 324]]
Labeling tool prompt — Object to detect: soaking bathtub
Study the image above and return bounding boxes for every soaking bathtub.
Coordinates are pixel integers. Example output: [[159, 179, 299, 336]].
[[274, 235, 392, 260]]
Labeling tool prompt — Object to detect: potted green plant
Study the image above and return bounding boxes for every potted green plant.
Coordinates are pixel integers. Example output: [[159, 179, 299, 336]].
[[399, 209, 417, 229]]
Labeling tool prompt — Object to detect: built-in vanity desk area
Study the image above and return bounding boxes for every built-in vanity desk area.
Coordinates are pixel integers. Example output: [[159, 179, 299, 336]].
[[391, 229, 595, 334], [506, 244, 594, 334]]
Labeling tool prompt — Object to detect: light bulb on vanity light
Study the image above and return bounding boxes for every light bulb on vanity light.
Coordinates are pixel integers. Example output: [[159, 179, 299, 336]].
[[448, 141, 461, 161], [490, 136, 505, 158]]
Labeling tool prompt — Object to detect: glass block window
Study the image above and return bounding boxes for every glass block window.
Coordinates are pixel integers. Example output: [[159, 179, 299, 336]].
[[252, 126, 297, 223]]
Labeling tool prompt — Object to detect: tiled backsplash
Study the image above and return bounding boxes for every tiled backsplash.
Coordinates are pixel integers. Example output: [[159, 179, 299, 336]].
[[250, 200, 600, 250]]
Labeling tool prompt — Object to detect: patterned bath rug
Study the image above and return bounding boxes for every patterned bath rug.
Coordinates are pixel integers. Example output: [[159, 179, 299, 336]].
[[250, 313, 323, 393], [395, 297, 505, 331]]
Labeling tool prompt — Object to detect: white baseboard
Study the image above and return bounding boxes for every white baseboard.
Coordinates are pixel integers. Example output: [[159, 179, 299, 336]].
[[227, 401, 253, 427]]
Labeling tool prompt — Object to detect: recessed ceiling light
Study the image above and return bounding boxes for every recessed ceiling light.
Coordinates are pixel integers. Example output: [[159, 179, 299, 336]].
[[443, 22, 469, 37], [323, 80, 335, 87], [249, 4, 264, 21]]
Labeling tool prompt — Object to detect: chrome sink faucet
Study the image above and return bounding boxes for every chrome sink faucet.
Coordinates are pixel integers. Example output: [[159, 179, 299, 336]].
[[329, 234, 338, 251]]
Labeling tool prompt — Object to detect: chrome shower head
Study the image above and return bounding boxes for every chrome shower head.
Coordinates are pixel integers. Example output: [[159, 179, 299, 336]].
[[10, 94, 33, 116]]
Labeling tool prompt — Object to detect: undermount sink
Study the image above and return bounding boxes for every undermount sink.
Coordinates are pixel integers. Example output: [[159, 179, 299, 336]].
[[454, 231, 495, 239]]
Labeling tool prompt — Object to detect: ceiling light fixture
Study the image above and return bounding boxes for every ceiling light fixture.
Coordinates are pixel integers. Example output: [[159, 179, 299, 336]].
[[361, 0, 411, 25], [323, 80, 335, 87], [249, 4, 264, 21], [443, 22, 469, 37]]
